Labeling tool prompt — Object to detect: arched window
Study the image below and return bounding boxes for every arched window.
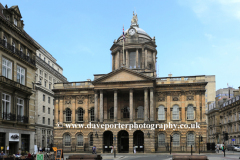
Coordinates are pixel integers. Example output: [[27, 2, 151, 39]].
[[109, 107, 114, 119], [172, 105, 179, 120], [3, 36, 7, 47], [187, 133, 195, 146], [12, 42, 15, 52], [78, 108, 84, 122], [89, 133, 93, 146], [123, 107, 129, 118], [187, 105, 194, 120], [172, 133, 180, 146], [65, 108, 71, 122], [137, 106, 144, 119], [90, 108, 94, 121], [77, 134, 83, 146], [158, 105, 165, 120], [158, 133, 165, 146], [64, 134, 71, 146]]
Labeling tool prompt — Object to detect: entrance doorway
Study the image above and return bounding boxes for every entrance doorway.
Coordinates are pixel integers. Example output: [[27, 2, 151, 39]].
[[103, 131, 113, 153], [118, 130, 129, 153], [9, 142, 18, 155], [133, 130, 144, 152]]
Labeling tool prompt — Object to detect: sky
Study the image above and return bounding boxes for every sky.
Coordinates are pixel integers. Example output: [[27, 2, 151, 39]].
[[2, 0, 240, 90]]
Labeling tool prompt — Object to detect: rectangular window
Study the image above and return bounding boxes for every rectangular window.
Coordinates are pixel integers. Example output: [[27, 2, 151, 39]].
[[48, 61, 50, 65], [14, 18, 17, 26], [2, 93, 11, 120], [53, 99, 54, 105], [17, 65, 25, 85], [49, 83, 51, 89], [43, 94, 45, 101], [53, 109, 54, 115], [48, 108, 50, 114], [2, 58, 12, 79], [43, 106, 45, 113], [48, 118, 50, 125], [53, 120, 54, 126], [17, 98, 24, 116], [40, 70, 42, 75], [44, 81, 47, 87], [129, 51, 136, 69], [43, 117, 45, 124], [45, 73, 47, 78], [48, 97, 50, 103]]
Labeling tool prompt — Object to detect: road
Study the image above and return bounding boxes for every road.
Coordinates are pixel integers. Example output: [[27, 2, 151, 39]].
[[63, 150, 240, 160]]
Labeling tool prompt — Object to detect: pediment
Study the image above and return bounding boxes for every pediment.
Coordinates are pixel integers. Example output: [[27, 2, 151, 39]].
[[11, 6, 22, 17], [93, 67, 154, 84]]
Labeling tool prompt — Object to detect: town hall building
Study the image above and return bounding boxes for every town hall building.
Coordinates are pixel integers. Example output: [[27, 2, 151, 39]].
[[53, 13, 208, 153]]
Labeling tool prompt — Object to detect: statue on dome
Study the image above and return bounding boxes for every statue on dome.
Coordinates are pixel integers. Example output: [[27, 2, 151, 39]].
[[131, 11, 138, 26]]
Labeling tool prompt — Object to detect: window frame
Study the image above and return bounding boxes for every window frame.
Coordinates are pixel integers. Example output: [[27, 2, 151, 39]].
[[17, 65, 25, 85], [158, 105, 165, 120], [2, 57, 12, 80], [172, 105, 179, 120], [187, 105, 194, 120]]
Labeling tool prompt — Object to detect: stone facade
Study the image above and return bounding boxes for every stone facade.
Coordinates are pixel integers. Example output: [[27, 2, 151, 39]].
[[53, 13, 208, 153], [207, 88, 240, 145], [0, 4, 39, 154], [33, 41, 67, 149]]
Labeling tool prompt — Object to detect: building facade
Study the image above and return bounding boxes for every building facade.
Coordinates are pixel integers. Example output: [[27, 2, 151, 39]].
[[216, 87, 238, 100], [34, 41, 67, 149], [0, 4, 39, 154], [53, 13, 208, 153], [207, 88, 240, 145]]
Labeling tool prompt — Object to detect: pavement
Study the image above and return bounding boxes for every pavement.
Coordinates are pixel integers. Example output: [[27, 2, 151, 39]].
[[63, 151, 240, 160]]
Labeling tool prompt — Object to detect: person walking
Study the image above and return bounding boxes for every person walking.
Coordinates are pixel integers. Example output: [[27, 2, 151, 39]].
[[111, 146, 113, 153]]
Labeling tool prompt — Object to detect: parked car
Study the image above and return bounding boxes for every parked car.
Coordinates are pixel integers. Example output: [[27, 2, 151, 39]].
[[226, 145, 239, 151]]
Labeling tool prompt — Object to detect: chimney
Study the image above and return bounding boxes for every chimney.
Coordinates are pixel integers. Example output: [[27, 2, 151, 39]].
[[168, 74, 172, 77]]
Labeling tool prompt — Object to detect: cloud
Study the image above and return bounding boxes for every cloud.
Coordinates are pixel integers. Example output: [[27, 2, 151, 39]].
[[178, 0, 240, 22], [204, 33, 214, 41]]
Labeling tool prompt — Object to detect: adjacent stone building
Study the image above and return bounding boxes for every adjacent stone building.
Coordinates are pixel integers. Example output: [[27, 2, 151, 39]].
[[207, 88, 240, 145], [34, 41, 67, 150], [0, 4, 39, 154], [53, 13, 208, 153]]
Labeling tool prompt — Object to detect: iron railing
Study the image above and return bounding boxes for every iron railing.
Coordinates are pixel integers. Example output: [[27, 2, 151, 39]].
[[0, 39, 36, 66], [17, 115, 28, 123], [2, 112, 16, 121]]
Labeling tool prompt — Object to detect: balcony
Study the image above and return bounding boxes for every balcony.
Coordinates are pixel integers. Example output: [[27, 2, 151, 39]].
[[0, 76, 32, 94], [0, 39, 36, 66], [2, 112, 28, 123], [2, 112, 16, 121], [17, 115, 28, 123]]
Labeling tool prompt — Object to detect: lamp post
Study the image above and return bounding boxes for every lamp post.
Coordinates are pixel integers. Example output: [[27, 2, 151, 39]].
[[113, 135, 116, 158]]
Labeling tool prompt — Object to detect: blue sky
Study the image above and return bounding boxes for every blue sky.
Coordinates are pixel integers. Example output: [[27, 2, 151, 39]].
[[3, 0, 240, 90]]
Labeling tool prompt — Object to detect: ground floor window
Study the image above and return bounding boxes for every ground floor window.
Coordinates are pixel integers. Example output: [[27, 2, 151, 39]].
[[21, 134, 30, 152]]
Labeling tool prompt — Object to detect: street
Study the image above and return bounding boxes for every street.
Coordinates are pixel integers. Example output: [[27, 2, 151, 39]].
[[63, 150, 240, 160]]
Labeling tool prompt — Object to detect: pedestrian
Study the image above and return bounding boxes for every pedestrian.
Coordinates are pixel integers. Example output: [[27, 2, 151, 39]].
[[111, 146, 113, 153], [39, 147, 42, 153], [0, 151, 5, 155], [92, 146, 96, 154], [94, 146, 97, 154], [134, 146, 136, 154], [222, 146, 224, 153]]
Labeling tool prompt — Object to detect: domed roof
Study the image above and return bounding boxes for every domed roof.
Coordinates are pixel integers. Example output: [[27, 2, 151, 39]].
[[116, 12, 152, 42]]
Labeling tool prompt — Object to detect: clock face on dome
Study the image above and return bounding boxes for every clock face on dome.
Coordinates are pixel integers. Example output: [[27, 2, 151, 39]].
[[129, 28, 136, 36]]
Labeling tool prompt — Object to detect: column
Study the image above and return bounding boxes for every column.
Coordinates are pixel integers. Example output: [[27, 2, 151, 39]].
[[126, 50, 129, 68], [136, 49, 138, 68], [59, 98, 63, 123], [153, 52, 156, 70], [129, 89, 133, 122], [100, 90, 103, 123], [0, 88, 2, 119], [94, 90, 98, 122], [114, 89, 118, 123], [72, 97, 76, 124], [144, 88, 148, 122], [142, 49, 145, 69], [117, 51, 120, 69], [54, 99, 59, 126], [167, 92, 171, 122], [150, 88, 154, 121], [123, 49, 125, 66], [145, 49, 148, 68], [196, 92, 200, 122], [181, 92, 185, 123], [112, 55, 114, 70]]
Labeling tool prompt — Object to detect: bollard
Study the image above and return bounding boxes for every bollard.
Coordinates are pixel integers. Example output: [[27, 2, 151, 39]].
[[114, 148, 116, 158]]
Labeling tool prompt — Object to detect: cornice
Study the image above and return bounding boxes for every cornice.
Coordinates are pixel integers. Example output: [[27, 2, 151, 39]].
[[35, 86, 54, 97], [156, 82, 208, 87], [36, 56, 67, 82]]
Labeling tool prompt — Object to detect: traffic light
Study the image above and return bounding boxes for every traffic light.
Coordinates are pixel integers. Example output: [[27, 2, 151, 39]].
[[224, 133, 228, 141], [200, 136, 203, 142], [170, 135, 173, 142]]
